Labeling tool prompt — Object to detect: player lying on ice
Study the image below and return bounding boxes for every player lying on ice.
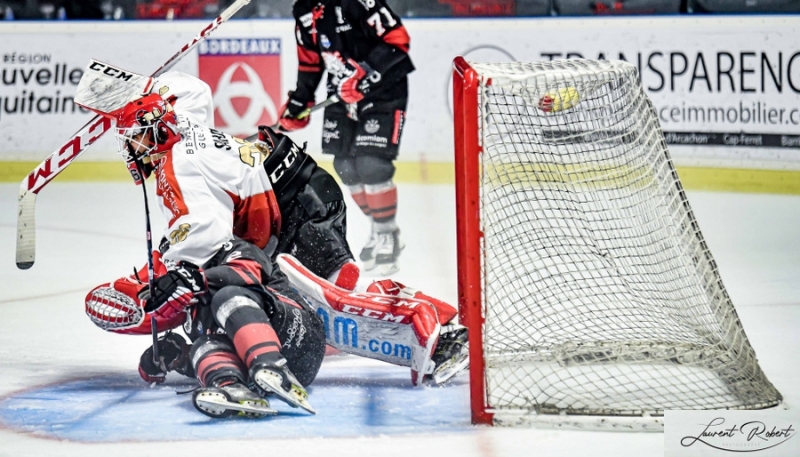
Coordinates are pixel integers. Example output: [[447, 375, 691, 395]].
[[75, 70, 467, 419]]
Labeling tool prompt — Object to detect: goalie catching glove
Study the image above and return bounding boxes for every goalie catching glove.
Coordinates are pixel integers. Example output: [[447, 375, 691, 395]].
[[85, 257, 206, 335]]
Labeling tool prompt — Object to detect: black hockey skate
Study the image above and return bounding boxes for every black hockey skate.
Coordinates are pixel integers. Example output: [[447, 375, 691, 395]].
[[193, 382, 277, 419], [251, 360, 315, 414], [374, 228, 405, 275], [428, 325, 469, 385]]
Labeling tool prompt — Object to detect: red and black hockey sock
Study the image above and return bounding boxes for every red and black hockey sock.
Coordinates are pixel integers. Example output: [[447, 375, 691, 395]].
[[190, 335, 247, 388], [364, 181, 398, 225], [211, 289, 285, 371], [348, 185, 371, 217]]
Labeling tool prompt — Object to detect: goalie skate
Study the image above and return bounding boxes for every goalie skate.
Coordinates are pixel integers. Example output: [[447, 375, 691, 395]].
[[193, 383, 277, 419], [252, 364, 316, 414], [428, 326, 469, 386]]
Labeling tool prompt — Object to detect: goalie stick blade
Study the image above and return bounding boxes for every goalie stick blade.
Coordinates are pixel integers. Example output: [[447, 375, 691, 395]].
[[16, 186, 36, 269], [74, 59, 153, 117]]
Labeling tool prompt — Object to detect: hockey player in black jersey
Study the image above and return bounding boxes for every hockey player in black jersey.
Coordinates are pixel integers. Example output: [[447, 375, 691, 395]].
[[86, 237, 327, 418], [255, 125, 359, 290], [279, 0, 415, 275]]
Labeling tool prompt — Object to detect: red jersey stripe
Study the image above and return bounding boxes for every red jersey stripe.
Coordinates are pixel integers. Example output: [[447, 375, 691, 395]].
[[155, 155, 189, 226], [383, 27, 410, 53], [226, 190, 279, 249]]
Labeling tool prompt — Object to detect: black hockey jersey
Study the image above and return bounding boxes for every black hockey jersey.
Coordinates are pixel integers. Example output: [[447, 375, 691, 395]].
[[291, 0, 415, 104], [184, 236, 312, 341]]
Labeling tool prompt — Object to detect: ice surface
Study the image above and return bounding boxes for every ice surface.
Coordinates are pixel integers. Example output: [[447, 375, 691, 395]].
[[0, 182, 797, 457]]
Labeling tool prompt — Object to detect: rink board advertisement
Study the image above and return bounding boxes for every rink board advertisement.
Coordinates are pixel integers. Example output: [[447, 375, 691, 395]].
[[197, 37, 283, 137], [0, 17, 799, 169], [0, 21, 290, 161], [401, 16, 800, 169]]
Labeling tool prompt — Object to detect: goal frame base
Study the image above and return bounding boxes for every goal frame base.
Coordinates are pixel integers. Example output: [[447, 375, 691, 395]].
[[491, 410, 665, 432]]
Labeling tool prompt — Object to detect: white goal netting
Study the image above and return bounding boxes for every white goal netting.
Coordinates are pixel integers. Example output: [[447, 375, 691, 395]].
[[466, 59, 782, 425]]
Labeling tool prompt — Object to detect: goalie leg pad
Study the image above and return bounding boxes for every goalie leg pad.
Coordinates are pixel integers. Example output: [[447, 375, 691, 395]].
[[276, 254, 440, 385], [367, 279, 458, 325]]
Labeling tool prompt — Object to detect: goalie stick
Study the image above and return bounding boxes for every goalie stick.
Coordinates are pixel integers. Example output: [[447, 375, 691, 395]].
[[15, 0, 251, 270]]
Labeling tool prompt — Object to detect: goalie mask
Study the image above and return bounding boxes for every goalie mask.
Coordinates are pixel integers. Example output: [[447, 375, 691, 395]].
[[115, 94, 179, 174]]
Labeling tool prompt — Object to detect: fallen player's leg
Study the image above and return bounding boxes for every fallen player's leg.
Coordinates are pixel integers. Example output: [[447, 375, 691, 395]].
[[190, 335, 276, 419], [209, 285, 318, 414]]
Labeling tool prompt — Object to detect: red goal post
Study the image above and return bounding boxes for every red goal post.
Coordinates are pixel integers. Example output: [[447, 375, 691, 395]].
[[453, 56, 492, 425]]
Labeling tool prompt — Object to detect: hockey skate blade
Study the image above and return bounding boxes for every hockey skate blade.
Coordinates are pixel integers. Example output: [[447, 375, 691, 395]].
[[194, 390, 277, 418], [360, 257, 377, 271], [431, 354, 470, 386], [253, 370, 316, 414], [377, 262, 400, 275]]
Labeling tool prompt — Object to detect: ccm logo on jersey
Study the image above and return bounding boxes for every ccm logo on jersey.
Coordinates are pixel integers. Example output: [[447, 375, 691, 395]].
[[87, 61, 136, 82]]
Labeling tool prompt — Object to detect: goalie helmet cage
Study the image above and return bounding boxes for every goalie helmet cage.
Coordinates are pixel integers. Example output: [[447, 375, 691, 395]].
[[452, 57, 782, 430]]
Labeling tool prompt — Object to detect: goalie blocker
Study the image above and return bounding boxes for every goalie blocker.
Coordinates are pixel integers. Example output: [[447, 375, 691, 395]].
[[276, 254, 464, 386]]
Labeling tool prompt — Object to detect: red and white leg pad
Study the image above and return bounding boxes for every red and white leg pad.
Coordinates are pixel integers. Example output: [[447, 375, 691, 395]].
[[277, 254, 440, 385]]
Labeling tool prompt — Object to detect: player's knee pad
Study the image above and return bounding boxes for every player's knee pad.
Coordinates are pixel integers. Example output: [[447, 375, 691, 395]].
[[333, 156, 360, 185], [210, 286, 268, 332], [355, 155, 395, 184], [190, 334, 247, 388]]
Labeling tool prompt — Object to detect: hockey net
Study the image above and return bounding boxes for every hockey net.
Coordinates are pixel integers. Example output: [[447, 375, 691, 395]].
[[452, 58, 782, 429]]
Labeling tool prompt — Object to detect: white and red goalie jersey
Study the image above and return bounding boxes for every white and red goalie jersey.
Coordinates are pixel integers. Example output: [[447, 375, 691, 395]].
[[153, 111, 281, 266], [151, 71, 215, 127]]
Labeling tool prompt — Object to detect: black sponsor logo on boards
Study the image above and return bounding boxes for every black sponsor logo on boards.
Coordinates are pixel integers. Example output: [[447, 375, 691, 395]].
[[540, 51, 800, 94], [1, 53, 86, 120], [664, 132, 800, 148]]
